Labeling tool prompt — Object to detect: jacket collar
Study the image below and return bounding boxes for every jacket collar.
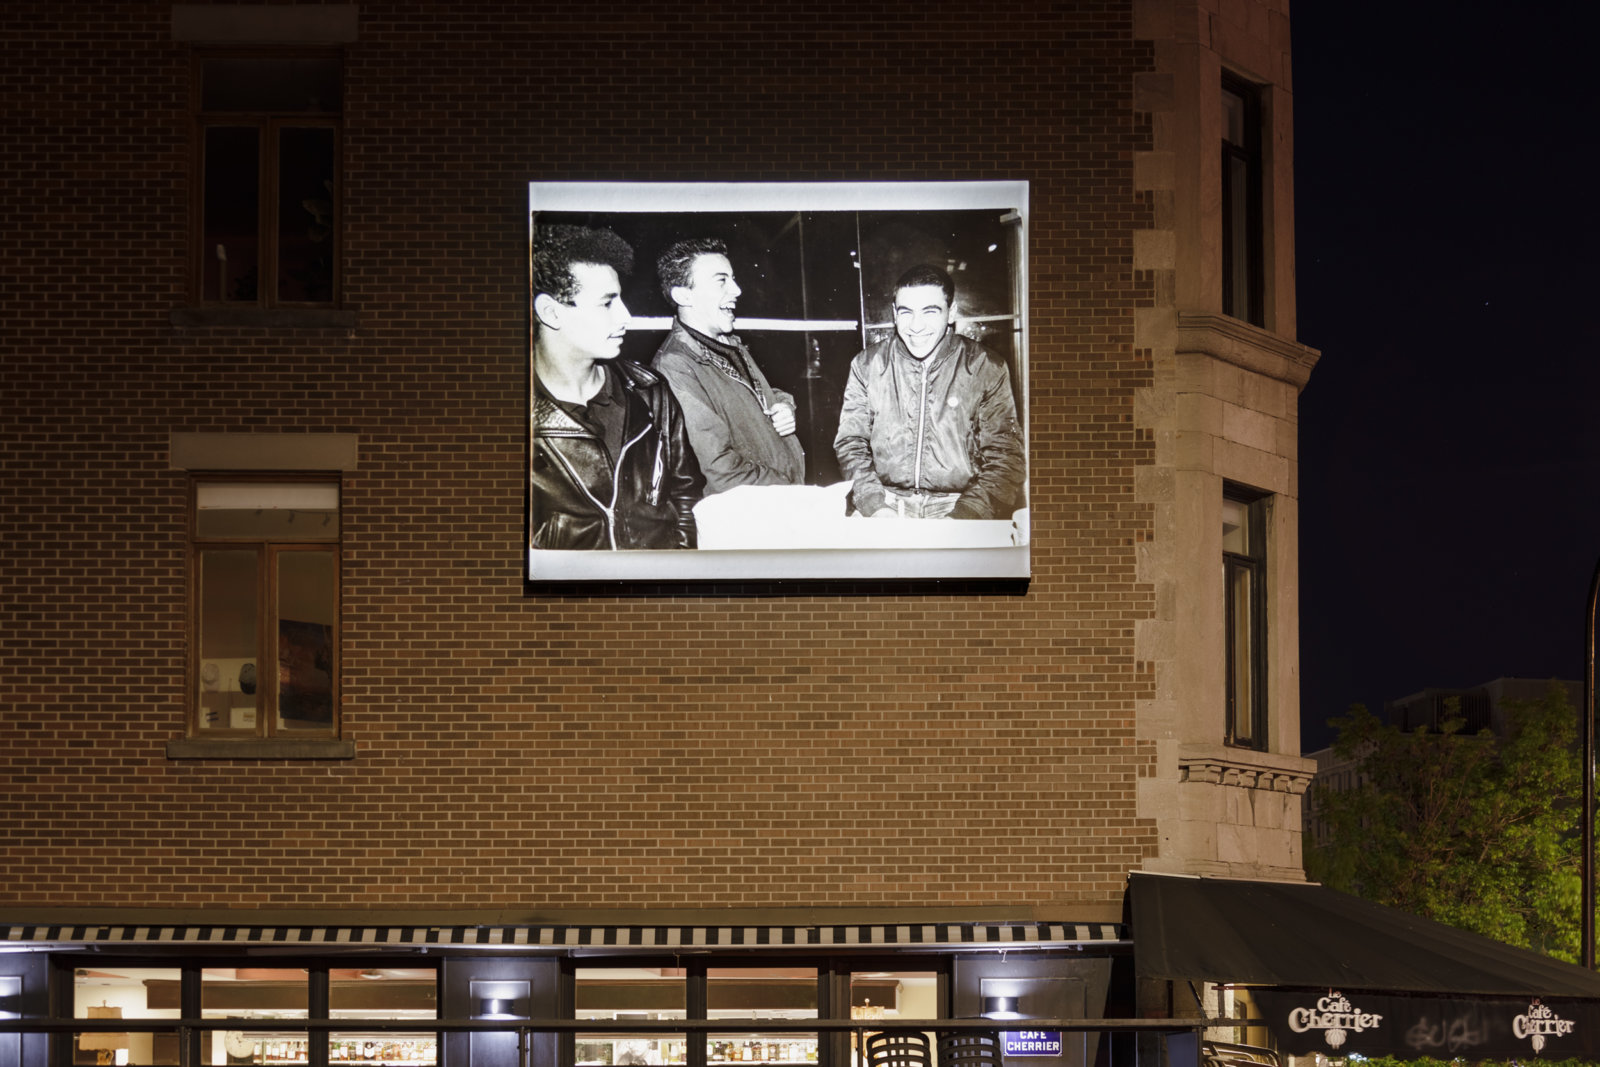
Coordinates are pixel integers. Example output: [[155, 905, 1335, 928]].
[[534, 360, 660, 435], [892, 328, 955, 367], [671, 321, 747, 364]]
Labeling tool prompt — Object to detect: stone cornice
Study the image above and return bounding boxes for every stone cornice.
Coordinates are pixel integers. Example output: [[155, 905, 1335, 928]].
[[1178, 743, 1315, 794], [1176, 313, 1321, 390]]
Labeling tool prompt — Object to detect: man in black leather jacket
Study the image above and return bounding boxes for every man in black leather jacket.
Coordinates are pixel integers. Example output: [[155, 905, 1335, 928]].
[[530, 225, 703, 550]]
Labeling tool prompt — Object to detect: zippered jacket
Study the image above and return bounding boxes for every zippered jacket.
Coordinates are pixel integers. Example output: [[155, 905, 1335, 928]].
[[652, 321, 806, 494], [531, 359, 704, 550], [833, 332, 1024, 519]]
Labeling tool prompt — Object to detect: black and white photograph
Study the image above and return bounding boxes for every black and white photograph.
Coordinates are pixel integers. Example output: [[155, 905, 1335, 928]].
[[526, 180, 1031, 584]]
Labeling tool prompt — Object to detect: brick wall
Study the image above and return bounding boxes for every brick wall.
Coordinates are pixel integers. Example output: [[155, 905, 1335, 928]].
[[1, 1, 1161, 911]]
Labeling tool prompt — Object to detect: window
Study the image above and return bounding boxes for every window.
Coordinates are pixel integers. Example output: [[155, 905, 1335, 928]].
[[568, 963, 867, 1067], [1222, 487, 1267, 749], [70, 960, 437, 1066], [706, 967, 818, 1065], [1220, 75, 1263, 326], [190, 476, 340, 740], [194, 53, 342, 306], [849, 969, 937, 1067], [330, 967, 440, 1066], [576, 966, 687, 1067]]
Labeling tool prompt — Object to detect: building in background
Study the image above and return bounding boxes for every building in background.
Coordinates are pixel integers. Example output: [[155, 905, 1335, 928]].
[[1387, 676, 1580, 737], [1302, 676, 1581, 846], [0, 2, 1332, 1065]]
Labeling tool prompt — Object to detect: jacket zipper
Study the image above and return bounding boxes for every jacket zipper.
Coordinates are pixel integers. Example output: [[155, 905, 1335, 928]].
[[543, 420, 652, 551], [604, 422, 653, 550], [913, 357, 928, 490]]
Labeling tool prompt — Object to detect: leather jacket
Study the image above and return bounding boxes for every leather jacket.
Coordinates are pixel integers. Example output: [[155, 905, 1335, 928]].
[[531, 360, 704, 550], [833, 331, 1024, 519]]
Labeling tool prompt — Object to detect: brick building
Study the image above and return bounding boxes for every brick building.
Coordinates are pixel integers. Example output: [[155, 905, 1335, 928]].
[[1, 2, 1322, 1066]]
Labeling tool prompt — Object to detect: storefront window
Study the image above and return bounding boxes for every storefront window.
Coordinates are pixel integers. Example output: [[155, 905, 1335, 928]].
[[706, 968, 817, 1065], [73, 966, 176, 1066], [201, 967, 307, 1065], [330, 966, 439, 1065], [69, 962, 444, 1066], [576, 966, 687, 1066], [850, 971, 938, 1067]]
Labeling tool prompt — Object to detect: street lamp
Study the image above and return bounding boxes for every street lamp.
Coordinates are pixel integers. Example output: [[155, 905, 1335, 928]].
[[1583, 560, 1599, 969]]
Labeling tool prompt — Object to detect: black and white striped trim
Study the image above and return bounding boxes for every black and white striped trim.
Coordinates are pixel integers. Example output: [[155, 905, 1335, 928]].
[[1, 922, 1124, 951]]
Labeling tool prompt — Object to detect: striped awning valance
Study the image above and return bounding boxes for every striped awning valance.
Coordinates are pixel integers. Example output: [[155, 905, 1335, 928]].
[[2, 921, 1124, 951]]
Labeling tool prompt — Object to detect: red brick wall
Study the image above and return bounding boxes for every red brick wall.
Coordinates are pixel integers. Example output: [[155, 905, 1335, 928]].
[[0, 1, 1158, 911]]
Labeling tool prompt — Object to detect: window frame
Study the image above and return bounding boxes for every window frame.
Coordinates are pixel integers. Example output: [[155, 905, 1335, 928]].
[[60, 954, 440, 1066], [560, 956, 952, 1067], [190, 49, 344, 310], [1222, 485, 1268, 750], [187, 472, 342, 742], [1220, 72, 1264, 327]]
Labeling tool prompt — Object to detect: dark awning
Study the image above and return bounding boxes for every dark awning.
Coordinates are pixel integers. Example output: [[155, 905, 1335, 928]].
[[1127, 872, 1600, 998]]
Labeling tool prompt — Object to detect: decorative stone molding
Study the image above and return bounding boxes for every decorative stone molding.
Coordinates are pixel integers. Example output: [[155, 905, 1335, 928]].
[[1176, 312, 1320, 389], [1179, 746, 1313, 794]]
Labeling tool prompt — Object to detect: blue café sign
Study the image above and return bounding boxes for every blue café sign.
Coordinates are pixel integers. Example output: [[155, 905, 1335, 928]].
[[1003, 1032, 1063, 1056]]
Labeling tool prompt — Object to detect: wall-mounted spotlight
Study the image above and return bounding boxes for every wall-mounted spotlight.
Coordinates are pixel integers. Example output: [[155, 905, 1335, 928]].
[[982, 995, 1021, 1020], [470, 980, 531, 1021], [478, 998, 515, 1019]]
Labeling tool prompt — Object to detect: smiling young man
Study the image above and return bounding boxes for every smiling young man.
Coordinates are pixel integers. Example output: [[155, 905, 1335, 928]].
[[833, 264, 1024, 520], [649, 237, 806, 494], [530, 224, 703, 550]]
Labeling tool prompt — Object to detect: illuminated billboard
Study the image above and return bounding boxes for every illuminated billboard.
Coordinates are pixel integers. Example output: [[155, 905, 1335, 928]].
[[527, 181, 1028, 586]]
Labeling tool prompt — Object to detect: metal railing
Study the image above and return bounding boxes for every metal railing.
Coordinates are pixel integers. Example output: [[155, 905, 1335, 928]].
[[0, 1015, 1217, 1067]]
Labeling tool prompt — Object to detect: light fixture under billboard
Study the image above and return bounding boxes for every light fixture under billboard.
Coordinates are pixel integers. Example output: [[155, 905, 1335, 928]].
[[526, 180, 1030, 588]]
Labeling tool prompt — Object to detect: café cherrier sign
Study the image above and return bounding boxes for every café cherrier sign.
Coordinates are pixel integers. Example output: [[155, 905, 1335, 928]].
[[1256, 991, 1590, 1060]]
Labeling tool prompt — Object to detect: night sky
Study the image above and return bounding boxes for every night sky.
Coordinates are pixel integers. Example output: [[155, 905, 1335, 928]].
[[1291, 3, 1600, 751]]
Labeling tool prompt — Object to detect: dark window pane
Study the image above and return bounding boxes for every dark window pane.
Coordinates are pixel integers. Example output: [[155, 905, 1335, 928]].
[[1227, 561, 1255, 744], [202, 57, 341, 112], [1225, 154, 1252, 321], [1223, 489, 1267, 750], [1222, 86, 1247, 147], [198, 548, 260, 732], [277, 550, 336, 731], [1220, 77, 1262, 326], [203, 125, 260, 302], [276, 127, 336, 302]]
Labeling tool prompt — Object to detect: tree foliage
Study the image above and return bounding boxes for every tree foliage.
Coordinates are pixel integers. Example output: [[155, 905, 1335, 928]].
[[1305, 681, 1583, 962]]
